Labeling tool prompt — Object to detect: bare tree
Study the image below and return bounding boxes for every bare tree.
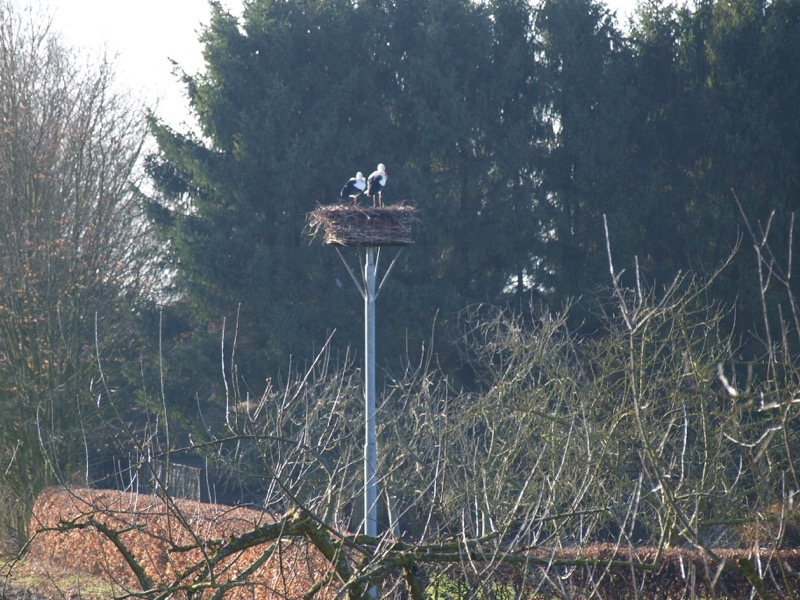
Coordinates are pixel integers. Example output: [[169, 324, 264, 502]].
[[27, 268, 800, 598], [597, 209, 800, 598], [16, 192, 800, 598], [15, 201, 800, 597], [0, 0, 152, 545]]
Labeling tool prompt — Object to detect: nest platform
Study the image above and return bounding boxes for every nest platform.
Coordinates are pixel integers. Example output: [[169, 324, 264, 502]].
[[307, 203, 419, 247]]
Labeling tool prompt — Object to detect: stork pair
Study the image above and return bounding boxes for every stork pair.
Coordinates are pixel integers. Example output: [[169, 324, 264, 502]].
[[339, 163, 387, 207]]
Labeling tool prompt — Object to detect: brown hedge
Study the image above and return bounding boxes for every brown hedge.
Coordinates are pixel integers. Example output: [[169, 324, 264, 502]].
[[28, 487, 339, 599], [25, 488, 800, 599]]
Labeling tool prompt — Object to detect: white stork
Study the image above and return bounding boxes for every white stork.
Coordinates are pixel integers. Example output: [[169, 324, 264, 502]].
[[366, 163, 387, 207], [339, 172, 367, 205]]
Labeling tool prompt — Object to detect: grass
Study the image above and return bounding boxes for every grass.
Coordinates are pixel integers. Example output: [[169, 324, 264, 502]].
[[1, 553, 117, 600]]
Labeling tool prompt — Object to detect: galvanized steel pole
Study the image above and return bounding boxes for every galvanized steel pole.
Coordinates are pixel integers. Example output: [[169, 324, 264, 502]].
[[313, 204, 417, 600], [332, 243, 405, 600], [364, 247, 378, 540], [364, 247, 378, 600]]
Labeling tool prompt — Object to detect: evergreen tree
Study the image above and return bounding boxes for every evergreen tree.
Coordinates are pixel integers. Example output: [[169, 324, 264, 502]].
[[537, 0, 637, 300], [146, 0, 546, 381], [539, 0, 800, 337]]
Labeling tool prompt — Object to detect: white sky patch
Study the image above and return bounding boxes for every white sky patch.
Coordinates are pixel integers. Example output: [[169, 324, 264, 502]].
[[48, 0, 243, 129], [45, 0, 638, 129]]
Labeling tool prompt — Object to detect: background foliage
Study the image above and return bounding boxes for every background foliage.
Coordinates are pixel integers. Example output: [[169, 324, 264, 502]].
[[0, 1, 152, 544], [146, 0, 800, 387], [1, 1, 800, 589]]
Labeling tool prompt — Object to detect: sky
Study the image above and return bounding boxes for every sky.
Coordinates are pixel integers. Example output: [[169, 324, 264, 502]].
[[46, 0, 639, 130], [47, 0, 244, 129]]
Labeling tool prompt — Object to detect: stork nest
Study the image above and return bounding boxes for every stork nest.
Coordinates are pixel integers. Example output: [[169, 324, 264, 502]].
[[307, 203, 419, 247]]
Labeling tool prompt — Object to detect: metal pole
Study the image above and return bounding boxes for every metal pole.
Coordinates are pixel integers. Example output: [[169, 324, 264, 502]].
[[334, 244, 404, 598], [364, 248, 378, 600], [364, 247, 378, 541]]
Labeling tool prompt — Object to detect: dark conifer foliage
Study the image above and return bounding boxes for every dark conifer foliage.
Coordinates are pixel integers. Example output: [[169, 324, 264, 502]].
[[146, 0, 800, 381], [146, 0, 545, 380], [539, 0, 800, 337]]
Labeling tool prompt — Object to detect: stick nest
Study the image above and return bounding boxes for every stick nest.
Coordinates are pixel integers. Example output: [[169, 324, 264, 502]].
[[307, 203, 420, 247]]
